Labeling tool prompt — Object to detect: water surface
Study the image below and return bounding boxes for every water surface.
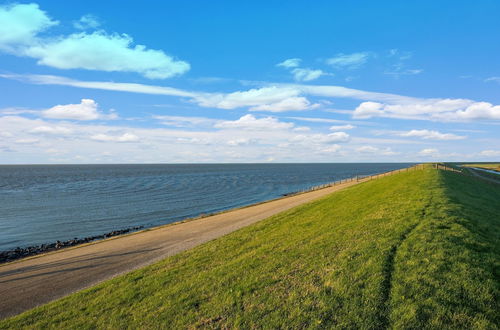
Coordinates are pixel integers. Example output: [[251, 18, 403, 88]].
[[0, 163, 413, 250]]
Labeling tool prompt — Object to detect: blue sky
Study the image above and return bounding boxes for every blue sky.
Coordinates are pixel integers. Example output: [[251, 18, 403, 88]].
[[0, 0, 499, 163]]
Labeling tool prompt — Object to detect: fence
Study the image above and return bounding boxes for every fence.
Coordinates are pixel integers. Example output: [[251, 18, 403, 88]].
[[289, 163, 497, 197], [288, 164, 427, 196]]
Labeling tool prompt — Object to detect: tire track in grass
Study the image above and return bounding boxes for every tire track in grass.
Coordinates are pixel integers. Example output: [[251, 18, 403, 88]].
[[377, 198, 431, 329]]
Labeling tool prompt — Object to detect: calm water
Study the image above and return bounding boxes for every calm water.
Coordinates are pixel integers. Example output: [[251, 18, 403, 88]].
[[0, 163, 413, 250]]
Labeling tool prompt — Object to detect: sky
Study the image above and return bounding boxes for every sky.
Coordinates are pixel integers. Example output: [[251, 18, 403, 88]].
[[0, 1, 499, 164]]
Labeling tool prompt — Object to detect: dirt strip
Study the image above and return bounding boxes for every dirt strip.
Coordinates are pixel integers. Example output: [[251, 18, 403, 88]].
[[0, 170, 407, 319]]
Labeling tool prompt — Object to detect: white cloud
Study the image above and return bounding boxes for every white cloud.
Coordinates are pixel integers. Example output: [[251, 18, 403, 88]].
[[354, 145, 398, 156], [287, 116, 347, 124], [293, 126, 310, 132], [291, 132, 350, 144], [197, 86, 301, 109], [330, 124, 355, 131], [277, 58, 301, 68], [2, 74, 196, 97], [73, 14, 100, 30], [30, 125, 73, 135], [42, 99, 117, 121], [356, 146, 378, 153], [291, 68, 324, 82], [277, 58, 326, 82], [435, 102, 500, 121], [249, 96, 319, 112], [4, 73, 500, 122], [0, 4, 189, 79], [384, 68, 423, 77], [214, 114, 294, 130], [399, 129, 465, 140], [1, 73, 418, 110], [176, 137, 210, 145], [153, 115, 215, 127], [26, 32, 190, 79], [353, 102, 385, 119], [419, 148, 439, 156], [320, 145, 342, 153], [326, 52, 371, 69], [227, 138, 252, 146], [485, 77, 500, 83], [15, 138, 39, 144], [479, 150, 500, 157], [353, 99, 500, 121], [90, 133, 139, 142], [0, 3, 57, 52]]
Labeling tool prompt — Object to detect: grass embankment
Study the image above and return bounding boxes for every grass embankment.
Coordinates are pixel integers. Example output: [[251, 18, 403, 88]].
[[2, 167, 499, 329]]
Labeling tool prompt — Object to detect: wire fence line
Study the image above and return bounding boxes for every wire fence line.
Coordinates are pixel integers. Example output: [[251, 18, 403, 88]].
[[289, 164, 427, 195], [288, 163, 496, 197]]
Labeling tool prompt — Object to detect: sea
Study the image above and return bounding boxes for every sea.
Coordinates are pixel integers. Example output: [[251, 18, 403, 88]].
[[0, 163, 413, 251]]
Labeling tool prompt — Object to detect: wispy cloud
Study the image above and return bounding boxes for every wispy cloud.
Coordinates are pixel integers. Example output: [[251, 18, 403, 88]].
[[330, 124, 355, 131], [276, 58, 301, 68], [485, 77, 500, 83], [356, 145, 398, 155], [73, 14, 100, 30], [326, 52, 371, 69], [398, 129, 466, 140], [277, 58, 326, 82], [291, 68, 325, 82], [90, 133, 139, 142], [214, 114, 294, 130], [479, 150, 500, 157], [4, 73, 500, 121]]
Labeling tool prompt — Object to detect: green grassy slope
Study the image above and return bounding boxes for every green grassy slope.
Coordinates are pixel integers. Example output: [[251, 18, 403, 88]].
[[2, 167, 499, 329]]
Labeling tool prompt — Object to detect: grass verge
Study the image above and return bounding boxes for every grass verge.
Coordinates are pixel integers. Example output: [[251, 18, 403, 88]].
[[1, 167, 498, 329]]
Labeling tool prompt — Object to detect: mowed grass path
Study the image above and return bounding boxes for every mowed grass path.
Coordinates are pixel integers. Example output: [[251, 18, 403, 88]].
[[1, 167, 499, 329]]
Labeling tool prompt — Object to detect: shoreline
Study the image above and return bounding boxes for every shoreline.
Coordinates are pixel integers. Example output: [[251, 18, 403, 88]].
[[0, 172, 379, 265], [0, 176, 369, 319], [0, 166, 421, 319]]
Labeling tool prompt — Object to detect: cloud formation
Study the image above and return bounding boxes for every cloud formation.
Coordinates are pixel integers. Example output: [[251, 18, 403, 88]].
[[73, 14, 100, 30], [277, 58, 326, 82], [90, 133, 139, 142], [326, 52, 371, 69], [330, 124, 355, 131], [4, 73, 500, 121], [291, 68, 325, 82], [353, 100, 500, 121], [398, 129, 465, 140], [30, 125, 73, 135], [277, 58, 301, 68], [0, 3, 189, 79], [214, 114, 294, 130], [42, 99, 117, 121], [479, 150, 500, 157], [419, 148, 439, 156], [249, 97, 319, 112]]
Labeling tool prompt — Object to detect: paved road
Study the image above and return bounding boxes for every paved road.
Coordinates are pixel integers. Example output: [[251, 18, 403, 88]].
[[0, 177, 372, 319], [466, 167, 500, 184]]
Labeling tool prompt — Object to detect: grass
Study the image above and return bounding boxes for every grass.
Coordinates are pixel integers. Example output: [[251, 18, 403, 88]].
[[1, 167, 499, 329]]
